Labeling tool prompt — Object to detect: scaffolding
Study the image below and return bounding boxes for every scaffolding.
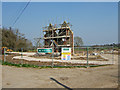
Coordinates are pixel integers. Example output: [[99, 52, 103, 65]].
[[43, 21, 74, 55]]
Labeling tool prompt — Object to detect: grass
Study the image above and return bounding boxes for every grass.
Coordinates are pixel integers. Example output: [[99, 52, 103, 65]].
[[0, 60, 108, 69], [74, 47, 117, 52], [0, 60, 39, 68], [28, 50, 37, 52]]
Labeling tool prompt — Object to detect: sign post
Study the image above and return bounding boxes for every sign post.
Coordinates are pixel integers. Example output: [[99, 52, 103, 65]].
[[61, 48, 71, 60], [37, 48, 53, 67]]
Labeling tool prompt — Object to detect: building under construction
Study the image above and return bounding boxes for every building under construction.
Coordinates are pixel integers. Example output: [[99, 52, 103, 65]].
[[43, 21, 74, 55]]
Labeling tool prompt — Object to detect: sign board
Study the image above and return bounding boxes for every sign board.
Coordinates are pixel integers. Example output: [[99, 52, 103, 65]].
[[37, 48, 52, 53], [61, 48, 71, 60]]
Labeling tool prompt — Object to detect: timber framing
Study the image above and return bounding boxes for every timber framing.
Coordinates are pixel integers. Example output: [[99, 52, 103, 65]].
[[43, 21, 74, 55]]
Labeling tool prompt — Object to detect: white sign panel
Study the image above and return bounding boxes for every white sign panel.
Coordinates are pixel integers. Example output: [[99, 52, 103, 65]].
[[61, 48, 71, 60]]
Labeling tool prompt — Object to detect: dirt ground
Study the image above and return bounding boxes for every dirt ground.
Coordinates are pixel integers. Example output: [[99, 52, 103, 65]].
[[2, 54, 119, 88]]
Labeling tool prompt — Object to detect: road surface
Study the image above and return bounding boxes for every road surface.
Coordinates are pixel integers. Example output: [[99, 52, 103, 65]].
[[2, 54, 118, 88]]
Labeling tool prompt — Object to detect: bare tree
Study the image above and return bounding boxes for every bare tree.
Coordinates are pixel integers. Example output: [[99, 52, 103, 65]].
[[74, 36, 83, 47], [34, 37, 43, 48]]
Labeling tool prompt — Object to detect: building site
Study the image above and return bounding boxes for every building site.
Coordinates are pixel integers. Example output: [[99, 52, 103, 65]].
[[43, 21, 74, 55], [1, 21, 119, 89], [1, 2, 119, 88]]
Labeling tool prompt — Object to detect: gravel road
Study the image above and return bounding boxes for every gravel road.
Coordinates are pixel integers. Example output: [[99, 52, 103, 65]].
[[2, 54, 118, 88]]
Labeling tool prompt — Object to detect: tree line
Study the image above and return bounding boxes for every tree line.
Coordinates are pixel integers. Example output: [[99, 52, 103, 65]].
[[2, 27, 33, 51], [92, 43, 120, 47]]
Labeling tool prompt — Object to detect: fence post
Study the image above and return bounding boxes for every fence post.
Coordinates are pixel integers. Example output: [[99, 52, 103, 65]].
[[112, 46, 114, 64], [21, 48, 23, 58], [52, 47, 54, 68], [86, 47, 89, 68], [4, 48, 6, 62], [21, 48, 23, 64]]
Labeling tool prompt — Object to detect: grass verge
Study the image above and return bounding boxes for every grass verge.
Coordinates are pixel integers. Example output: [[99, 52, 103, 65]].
[[0, 60, 108, 69]]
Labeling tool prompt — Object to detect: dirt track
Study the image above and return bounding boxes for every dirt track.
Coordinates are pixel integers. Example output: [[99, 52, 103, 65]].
[[2, 54, 119, 88]]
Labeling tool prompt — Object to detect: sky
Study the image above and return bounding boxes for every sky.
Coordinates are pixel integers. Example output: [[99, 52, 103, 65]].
[[2, 2, 118, 46]]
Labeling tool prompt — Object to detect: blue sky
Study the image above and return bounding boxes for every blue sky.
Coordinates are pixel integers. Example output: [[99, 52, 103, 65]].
[[2, 2, 118, 45]]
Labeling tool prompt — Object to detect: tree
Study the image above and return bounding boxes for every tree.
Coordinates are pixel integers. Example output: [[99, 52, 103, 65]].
[[74, 36, 83, 46], [34, 37, 43, 48], [2, 27, 33, 51], [2, 27, 17, 49]]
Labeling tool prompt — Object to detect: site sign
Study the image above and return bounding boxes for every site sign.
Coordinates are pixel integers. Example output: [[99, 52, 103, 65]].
[[61, 48, 71, 60], [37, 48, 52, 53]]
